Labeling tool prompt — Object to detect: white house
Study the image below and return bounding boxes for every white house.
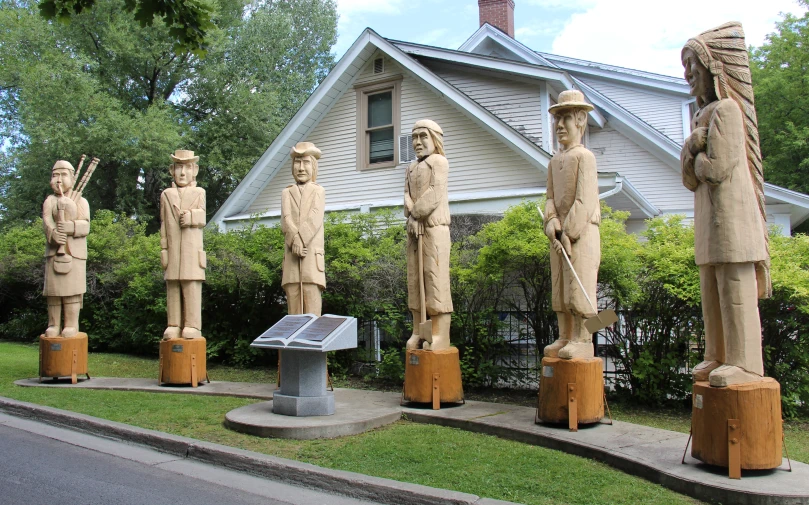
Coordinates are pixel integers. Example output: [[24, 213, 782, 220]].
[[212, 0, 809, 236]]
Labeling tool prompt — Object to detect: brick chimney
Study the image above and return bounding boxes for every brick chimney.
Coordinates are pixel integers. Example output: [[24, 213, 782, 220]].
[[478, 0, 515, 38]]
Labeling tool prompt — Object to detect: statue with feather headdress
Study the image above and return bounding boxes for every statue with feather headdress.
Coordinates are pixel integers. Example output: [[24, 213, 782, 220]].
[[681, 22, 771, 387]]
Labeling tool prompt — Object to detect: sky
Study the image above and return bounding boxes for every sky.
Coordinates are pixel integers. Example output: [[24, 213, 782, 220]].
[[333, 0, 806, 77]]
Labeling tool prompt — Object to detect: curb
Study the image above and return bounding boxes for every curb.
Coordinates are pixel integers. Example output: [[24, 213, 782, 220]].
[[0, 396, 518, 505], [403, 411, 808, 505]]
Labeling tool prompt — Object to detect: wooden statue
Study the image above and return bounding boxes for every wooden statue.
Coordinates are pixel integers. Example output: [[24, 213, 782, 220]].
[[402, 120, 463, 408], [43, 159, 91, 338], [404, 119, 453, 351], [281, 142, 326, 316], [543, 90, 601, 360], [681, 22, 770, 388], [160, 150, 206, 341], [682, 22, 782, 475], [40, 156, 98, 383]]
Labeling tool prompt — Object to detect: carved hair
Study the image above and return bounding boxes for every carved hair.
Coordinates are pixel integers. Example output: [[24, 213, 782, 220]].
[[683, 22, 771, 297], [427, 129, 445, 157], [291, 154, 318, 183]]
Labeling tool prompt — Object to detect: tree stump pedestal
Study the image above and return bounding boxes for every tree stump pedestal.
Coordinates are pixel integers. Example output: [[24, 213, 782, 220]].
[[39, 333, 89, 384], [537, 357, 604, 431], [403, 348, 463, 410], [691, 379, 783, 478], [159, 337, 207, 387]]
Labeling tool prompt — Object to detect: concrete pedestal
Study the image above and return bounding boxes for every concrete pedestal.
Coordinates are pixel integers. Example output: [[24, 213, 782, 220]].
[[273, 350, 334, 416]]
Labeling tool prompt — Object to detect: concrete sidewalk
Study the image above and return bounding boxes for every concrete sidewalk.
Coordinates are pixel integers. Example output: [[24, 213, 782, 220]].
[[13, 377, 809, 505]]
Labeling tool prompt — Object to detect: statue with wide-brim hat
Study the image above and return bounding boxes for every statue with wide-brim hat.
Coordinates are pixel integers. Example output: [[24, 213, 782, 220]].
[[548, 90, 594, 115], [543, 89, 601, 360], [160, 149, 206, 341]]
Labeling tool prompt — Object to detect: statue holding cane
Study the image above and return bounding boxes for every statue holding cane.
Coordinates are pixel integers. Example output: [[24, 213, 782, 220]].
[[281, 142, 325, 316], [404, 120, 453, 351]]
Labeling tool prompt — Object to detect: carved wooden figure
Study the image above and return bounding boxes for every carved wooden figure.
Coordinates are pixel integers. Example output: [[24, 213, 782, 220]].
[[43, 160, 91, 339], [281, 142, 326, 316], [161, 150, 206, 341], [681, 22, 770, 388], [543, 90, 601, 360], [404, 120, 453, 351], [683, 22, 783, 475]]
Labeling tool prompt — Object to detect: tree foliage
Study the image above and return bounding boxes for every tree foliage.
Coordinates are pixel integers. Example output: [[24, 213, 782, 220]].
[[39, 0, 217, 54], [751, 1, 809, 200], [0, 0, 337, 230]]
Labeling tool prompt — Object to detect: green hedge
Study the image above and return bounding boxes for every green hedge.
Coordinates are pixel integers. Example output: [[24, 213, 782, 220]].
[[1, 204, 807, 414]]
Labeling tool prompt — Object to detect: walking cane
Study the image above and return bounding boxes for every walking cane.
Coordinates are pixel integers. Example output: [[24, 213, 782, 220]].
[[536, 205, 618, 333], [417, 222, 433, 344]]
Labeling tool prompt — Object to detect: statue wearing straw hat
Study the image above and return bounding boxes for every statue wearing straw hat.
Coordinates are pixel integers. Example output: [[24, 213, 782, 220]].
[[543, 90, 601, 360], [43, 159, 94, 338], [281, 142, 326, 316], [161, 150, 206, 340]]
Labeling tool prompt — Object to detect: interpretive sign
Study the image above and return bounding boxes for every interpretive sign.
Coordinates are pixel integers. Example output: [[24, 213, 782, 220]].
[[294, 316, 345, 342], [251, 314, 357, 352], [256, 315, 313, 341]]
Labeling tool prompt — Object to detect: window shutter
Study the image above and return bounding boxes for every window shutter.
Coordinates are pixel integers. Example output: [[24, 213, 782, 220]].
[[399, 134, 416, 164]]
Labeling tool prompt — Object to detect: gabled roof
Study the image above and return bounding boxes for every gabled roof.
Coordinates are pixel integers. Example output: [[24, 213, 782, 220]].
[[538, 53, 690, 95], [391, 40, 606, 128], [454, 25, 684, 171], [461, 24, 690, 95], [212, 28, 554, 229], [459, 23, 556, 66], [213, 23, 809, 231]]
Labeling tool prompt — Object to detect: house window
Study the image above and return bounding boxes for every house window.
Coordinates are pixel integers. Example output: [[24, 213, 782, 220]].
[[356, 77, 401, 170]]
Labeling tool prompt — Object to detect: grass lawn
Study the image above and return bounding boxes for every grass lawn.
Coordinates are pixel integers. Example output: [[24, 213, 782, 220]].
[[4, 340, 789, 505]]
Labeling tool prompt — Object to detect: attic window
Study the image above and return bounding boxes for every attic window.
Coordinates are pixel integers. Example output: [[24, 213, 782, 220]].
[[355, 77, 402, 170], [373, 58, 384, 74]]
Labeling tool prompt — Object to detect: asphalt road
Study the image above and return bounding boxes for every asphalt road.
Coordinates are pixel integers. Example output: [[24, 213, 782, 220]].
[[0, 414, 379, 505]]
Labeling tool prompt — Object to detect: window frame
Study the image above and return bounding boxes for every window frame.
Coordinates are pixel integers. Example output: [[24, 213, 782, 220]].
[[355, 77, 402, 170]]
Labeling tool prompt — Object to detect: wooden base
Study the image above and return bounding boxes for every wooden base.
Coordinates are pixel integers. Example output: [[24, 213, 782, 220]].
[[39, 333, 89, 384], [159, 337, 207, 387], [691, 379, 782, 472], [537, 357, 604, 429], [403, 348, 463, 409]]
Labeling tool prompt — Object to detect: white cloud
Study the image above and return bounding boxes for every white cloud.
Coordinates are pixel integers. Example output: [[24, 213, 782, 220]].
[[515, 25, 557, 38], [336, 0, 404, 16], [521, 0, 596, 9], [549, 0, 805, 77]]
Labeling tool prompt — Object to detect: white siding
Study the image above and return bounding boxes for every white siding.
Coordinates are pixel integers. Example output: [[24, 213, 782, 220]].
[[590, 126, 692, 212], [581, 77, 686, 143], [247, 57, 545, 215], [423, 61, 544, 147]]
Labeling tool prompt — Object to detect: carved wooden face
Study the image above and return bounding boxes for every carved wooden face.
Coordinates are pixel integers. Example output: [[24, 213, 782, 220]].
[[50, 168, 74, 195], [682, 48, 714, 102], [554, 110, 583, 148], [173, 161, 197, 187], [412, 128, 434, 158], [292, 155, 314, 184]]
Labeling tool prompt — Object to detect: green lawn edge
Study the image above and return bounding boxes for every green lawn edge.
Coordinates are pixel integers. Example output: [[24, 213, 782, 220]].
[[7, 341, 795, 505]]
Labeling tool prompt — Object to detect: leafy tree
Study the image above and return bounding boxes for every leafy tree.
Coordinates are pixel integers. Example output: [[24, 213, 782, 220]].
[[38, 0, 218, 54], [0, 0, 337, 229], [751, 1, 809, 198]]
